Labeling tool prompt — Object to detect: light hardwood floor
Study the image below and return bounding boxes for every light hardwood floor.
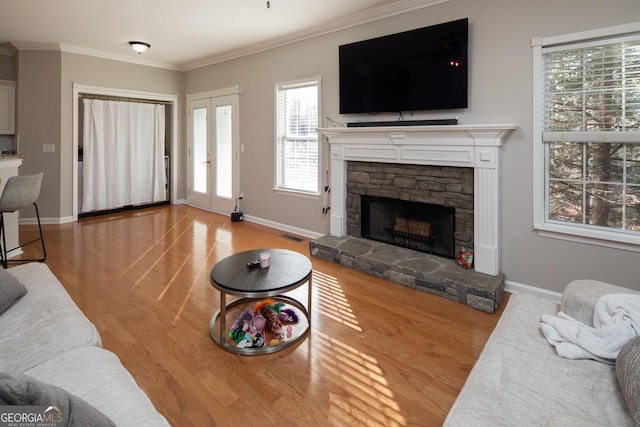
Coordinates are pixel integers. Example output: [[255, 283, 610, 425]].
[[18, 204, 507, 426]]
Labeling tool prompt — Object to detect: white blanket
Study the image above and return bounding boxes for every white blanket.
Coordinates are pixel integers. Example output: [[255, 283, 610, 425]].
[[540, 293, 640, 364]]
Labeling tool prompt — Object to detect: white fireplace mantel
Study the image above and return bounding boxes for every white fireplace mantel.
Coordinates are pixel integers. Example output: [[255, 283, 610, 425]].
[[319, 124, 517, 276]]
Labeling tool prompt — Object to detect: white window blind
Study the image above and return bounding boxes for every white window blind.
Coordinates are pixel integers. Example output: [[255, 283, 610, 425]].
[[275, 78, 320, 194], [543, 35, 640, 133], [540, 32, 640, 238]]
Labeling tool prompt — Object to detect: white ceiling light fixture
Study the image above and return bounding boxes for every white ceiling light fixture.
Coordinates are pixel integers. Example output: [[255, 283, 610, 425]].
[[128, 41, 150, 54]]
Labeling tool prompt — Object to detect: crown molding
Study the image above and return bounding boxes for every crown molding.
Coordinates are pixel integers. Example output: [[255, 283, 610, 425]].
[[5, 41, 180, 70], [0, 42, 17, 56], [60, 44, 181, 71], [3, 0, 451, 71], [181, 0, 451, 71], [9, 41, 60, 51]]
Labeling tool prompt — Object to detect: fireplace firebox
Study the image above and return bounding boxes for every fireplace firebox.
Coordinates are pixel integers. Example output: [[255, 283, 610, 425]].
[[361, 196, 455, 258], [345, 161, 474, 261]]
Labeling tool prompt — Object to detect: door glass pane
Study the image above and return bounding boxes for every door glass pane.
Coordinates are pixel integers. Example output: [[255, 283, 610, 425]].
[[216, 105, 232, 199], [193, 107, 207, 193]]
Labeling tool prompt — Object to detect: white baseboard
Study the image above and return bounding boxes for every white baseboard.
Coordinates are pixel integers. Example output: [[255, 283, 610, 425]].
[[30, 203, 563, 304], [20, 216, 74, 225], [183, 202, 324, 240], [28, 201, 191, 226], [242, 214, 325, 240], [505, 279, 561, 303]]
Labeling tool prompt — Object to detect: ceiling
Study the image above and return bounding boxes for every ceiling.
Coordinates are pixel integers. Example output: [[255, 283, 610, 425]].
[[0, 0, 446, 71]]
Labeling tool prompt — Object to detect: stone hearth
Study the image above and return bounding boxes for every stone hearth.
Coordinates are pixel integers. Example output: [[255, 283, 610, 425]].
[[310, 234, 504, 314]]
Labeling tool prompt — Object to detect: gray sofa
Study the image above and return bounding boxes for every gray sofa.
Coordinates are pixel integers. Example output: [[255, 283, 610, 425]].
[[444, 279, 640, 426], [0, 262, 170, 426]]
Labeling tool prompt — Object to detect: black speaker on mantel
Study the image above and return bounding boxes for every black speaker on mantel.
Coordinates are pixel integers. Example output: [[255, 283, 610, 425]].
[[346, 118, 458, 127]]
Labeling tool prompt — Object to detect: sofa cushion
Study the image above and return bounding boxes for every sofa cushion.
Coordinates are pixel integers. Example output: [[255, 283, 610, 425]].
[[24, 346, 171, 427], [617, 336, 640, 425], [0, 267, 27, 314], [544, 413, 604, 426], [0, 263, 102, 372], [444, 292, 633, 426], [0, 372, 116, 427], [562, 280, 640, 326]]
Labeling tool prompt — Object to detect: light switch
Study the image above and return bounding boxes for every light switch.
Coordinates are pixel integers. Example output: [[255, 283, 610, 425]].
[[43, 144, 55, 153]]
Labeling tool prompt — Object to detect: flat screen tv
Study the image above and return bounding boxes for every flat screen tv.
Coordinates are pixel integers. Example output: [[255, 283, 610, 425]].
[[339, 18, 468, 114]]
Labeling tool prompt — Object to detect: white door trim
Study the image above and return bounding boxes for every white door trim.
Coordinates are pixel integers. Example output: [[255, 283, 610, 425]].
[[72, 83, 178, 220]]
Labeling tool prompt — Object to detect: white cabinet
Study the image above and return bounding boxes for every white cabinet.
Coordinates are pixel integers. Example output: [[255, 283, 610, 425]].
[[0, 80, 16, 134], [0, 158, 23, 253]]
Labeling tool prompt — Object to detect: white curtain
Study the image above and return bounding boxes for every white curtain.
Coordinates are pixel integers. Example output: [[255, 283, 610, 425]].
[[82, 99, 166, 212]]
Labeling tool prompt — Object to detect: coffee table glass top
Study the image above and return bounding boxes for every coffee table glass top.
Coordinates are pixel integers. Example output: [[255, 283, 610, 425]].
[[210, 249, 312, 296]]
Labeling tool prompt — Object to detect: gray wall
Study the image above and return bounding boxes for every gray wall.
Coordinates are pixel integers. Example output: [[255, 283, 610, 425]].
[[10, 0, 640, 294], [185, 0, 640, 293], [60, 52, 185, 218], [16, 50, 62, 218], [0, 54, 14, 80], [15, 51, 184, 220]]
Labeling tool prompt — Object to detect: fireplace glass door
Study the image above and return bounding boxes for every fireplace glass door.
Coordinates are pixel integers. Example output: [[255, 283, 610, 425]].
[[361, 196, 455, 258]]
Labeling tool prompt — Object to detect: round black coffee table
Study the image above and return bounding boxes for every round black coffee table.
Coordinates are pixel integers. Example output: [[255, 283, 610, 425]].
[[209, 248, 312, 355]]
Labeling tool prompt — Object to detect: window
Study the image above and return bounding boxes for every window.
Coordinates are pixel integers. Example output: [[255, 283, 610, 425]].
[[533, 23, 640, 250], [275, 77, 321, 195]]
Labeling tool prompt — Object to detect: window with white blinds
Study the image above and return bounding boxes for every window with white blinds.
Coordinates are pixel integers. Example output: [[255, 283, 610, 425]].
[[543, 35, 640, 133], [533, 24, 640, 250], [275, 78, 320, 194]]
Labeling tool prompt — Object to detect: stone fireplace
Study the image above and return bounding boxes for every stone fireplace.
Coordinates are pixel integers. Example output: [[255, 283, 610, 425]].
[[318, 124, 515, 276], [348, 162, 473, 259], [309, 124, 516, 313]]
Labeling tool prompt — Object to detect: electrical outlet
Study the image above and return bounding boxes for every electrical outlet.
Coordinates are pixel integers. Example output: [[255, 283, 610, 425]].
[[43, 144, 55, 153], [238, 193, 244, 200]]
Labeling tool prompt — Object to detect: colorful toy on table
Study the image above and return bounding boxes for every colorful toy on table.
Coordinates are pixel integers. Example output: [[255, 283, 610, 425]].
[[228, 309, 252, 343], [254, 299, 286, 341], [237, 331, 264, 348], [228, 308, 264, 348], [279, 308, 299, 323], [251, 312, 266, 331]]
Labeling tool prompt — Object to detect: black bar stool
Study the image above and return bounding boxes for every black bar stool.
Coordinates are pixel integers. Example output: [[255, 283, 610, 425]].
[[0, 173, 46, 269]]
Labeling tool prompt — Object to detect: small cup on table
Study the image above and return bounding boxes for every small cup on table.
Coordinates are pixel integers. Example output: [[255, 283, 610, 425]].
[[259, 252, 271, 268]]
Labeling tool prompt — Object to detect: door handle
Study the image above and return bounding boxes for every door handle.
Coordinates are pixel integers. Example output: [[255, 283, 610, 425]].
[[203, 160, 211, 164]]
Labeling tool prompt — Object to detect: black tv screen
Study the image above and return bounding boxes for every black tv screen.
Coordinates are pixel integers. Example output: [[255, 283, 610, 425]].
[[339, 18, 468, 114]]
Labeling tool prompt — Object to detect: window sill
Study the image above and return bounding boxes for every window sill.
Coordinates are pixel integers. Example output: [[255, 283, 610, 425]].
[[534, 222, 640, 253], [274, 188, 320, 200]]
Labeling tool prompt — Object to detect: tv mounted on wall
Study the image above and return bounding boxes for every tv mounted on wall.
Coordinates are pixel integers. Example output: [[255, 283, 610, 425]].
[[339, 18, 468, 115]]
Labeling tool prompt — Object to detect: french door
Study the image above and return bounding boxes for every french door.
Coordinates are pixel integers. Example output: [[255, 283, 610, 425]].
[[188, 92, 239, 214]]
